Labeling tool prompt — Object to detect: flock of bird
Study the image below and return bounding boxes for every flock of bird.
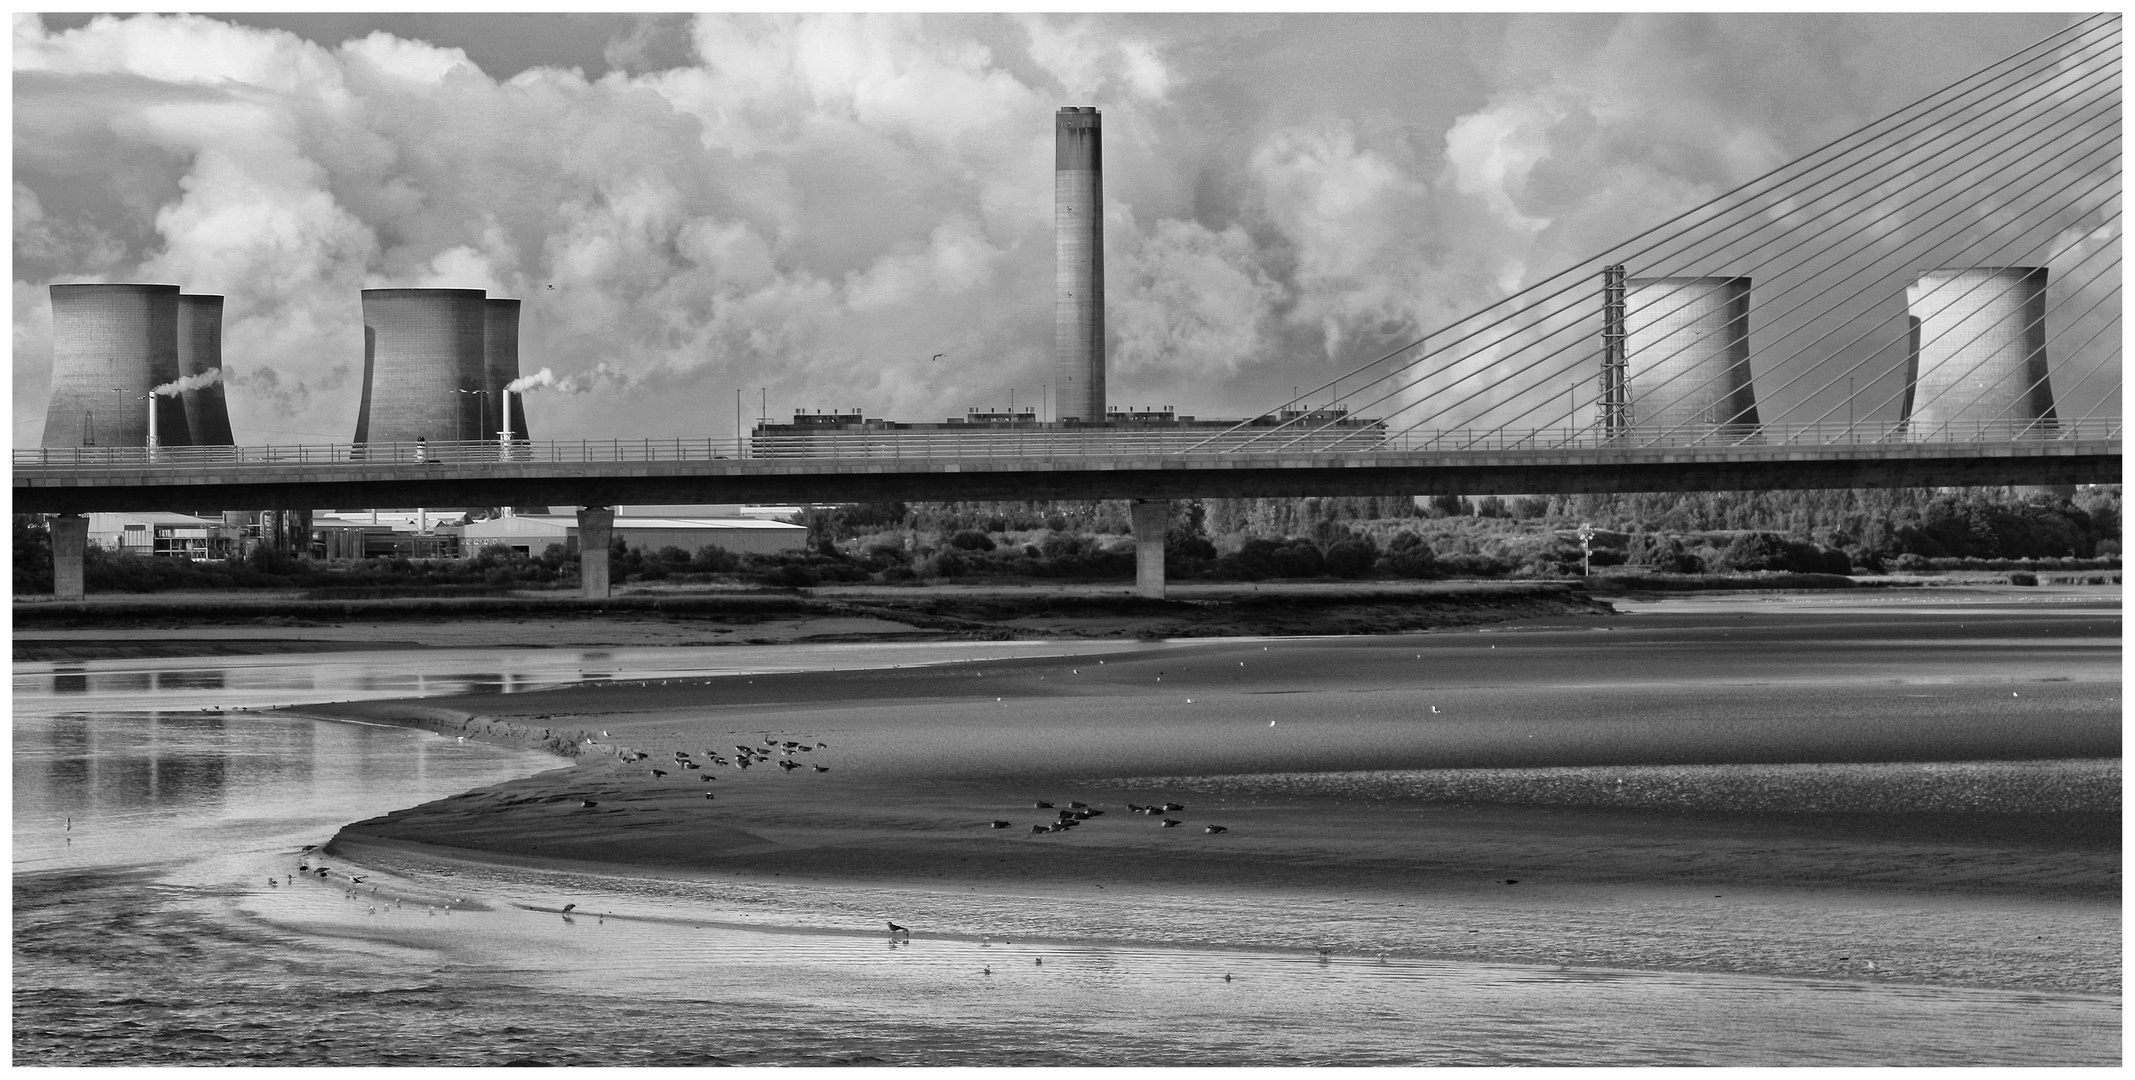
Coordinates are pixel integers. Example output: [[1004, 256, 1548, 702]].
[[597, 735, 833, 802], [1001, 799, 1226, 835]]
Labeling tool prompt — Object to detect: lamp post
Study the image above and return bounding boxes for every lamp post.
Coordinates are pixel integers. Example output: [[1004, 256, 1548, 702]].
[[1578, 522, 1595, 577]]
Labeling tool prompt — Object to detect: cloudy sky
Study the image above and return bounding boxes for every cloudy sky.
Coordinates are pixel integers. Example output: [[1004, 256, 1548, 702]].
[[12, 11, 2087, 447]]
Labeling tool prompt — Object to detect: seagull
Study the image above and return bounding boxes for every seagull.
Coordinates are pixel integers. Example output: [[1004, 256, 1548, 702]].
[[349, 875, 367, 884], [1031, 825, 1048, 834], [1162, 803, 1184, 812], [1431, 706, 1441, 714], [1205, 825, 1228, 834], [581, 800, 599, 808], [991, 820, 1011, 828], [1034, 801, 1054, 809], [931, 353, 944, 362], [1161, 819, 1181, 828], [651, 769, 667, 778], [814, 765, 830, 773], [705, 792, 715, 799], [1069, 801, 1088, 809]]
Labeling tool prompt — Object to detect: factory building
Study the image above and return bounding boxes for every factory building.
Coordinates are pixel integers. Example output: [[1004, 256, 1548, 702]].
[[176, 293, 235, 445], [1623, 276, 1761, 438], [1054, 106, 1106, 423], [353, 288, 490, 445], [749, 406, 1384, 456], [462, 513, 808, 557], [41, 283, 190, 449], [1903, 267, 2056, 436]]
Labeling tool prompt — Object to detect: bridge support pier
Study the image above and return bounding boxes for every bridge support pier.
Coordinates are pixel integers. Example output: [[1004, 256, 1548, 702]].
[[1131, 498, 1168, 600], [52, 512, 87, 601], [578, 506, 614, 600]]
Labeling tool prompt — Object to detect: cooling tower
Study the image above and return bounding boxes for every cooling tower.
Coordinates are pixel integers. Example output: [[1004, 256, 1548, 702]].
[[354, 288, 488, 444], [42, 283, 186, 449], [1903, 267, 2054, 436], [483, 298, 521, 441], [176, 293, 235, 445], [1054, 106, 1105, 423], [1624, 276, 1760, 436]]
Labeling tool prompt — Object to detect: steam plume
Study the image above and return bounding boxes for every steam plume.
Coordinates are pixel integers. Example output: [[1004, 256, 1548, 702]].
[[151, 367, 222, 397], [507, 363, 628, 395]]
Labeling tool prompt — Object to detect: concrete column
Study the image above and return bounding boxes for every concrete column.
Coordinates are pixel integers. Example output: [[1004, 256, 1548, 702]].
[[578, 506, 614, 600], [52, 513, 88, 601], [1130, 498, 1168, 600]]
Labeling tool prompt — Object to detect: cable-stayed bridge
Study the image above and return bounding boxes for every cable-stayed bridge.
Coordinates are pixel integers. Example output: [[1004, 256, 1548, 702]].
[[15, 16, 2121, 597]]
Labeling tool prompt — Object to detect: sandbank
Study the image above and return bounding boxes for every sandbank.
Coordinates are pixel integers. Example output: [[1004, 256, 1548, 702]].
[[309, 592, 2121, 995]]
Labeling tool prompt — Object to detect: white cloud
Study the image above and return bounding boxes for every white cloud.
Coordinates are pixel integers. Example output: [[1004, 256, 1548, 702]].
[[16, 12, 2102, 447]]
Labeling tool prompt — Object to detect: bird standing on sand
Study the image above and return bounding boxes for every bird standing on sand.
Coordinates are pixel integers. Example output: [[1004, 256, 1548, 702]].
[[888, 921, 910, 936], [562, 904, 577, 918], [268, 878, 278, 887]]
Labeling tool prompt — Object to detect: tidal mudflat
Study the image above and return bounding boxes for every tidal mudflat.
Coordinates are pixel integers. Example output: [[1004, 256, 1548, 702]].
[[16, 586, 2120, 1064]]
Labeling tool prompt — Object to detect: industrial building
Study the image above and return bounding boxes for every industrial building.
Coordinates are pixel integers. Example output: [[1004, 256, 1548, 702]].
[[1622, 275, 1761, 437], [1903, 267, 2056, 436], [749, 406, 1384, 456], [83, 512, 246, 559], [462, 513, 807, 556], [42, 283, 189, 449]]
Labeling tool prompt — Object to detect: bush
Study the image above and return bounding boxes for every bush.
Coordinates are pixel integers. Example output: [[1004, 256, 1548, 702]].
[[1323, 537, 1377, 578], [766, 563, 820, 588], [1381, 531, 1439, 578], [1436, 552, 1513, 577], [948, 530, 996, 552], [1427, 494, 1465, 518], [247, 543, 301, 576], [2008, 572, 2038, 586]]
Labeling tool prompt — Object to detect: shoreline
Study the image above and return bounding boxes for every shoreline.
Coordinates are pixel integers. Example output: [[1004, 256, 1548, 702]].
[[14, 580, 1612, 661]]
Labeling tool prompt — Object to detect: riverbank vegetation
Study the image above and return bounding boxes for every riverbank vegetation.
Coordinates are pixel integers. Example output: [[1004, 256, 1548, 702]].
[[15, 485, 2119, 595]]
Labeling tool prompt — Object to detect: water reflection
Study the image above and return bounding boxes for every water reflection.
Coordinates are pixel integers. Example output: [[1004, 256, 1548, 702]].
[[12, 707, 541, 873]]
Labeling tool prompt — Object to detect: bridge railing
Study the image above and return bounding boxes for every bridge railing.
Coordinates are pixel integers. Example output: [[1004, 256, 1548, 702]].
[[12, 418, 2120, 471]]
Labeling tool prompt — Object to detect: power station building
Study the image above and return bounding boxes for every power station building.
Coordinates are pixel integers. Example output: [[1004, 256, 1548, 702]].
[[41, 283, 234, 450], [1902, 266, 2056, 436], [1622, 275, 1762, 437]]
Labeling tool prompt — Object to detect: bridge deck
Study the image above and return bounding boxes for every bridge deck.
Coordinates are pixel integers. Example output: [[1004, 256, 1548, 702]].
[[14, 431, 2121, 513]]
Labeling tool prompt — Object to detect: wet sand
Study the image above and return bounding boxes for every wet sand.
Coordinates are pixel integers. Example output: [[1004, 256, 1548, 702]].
[[305, 590, 2121, 996]]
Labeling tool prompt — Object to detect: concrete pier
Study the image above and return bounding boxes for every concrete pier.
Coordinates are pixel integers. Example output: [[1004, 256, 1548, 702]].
[[51, 513, 87, 600], [578, 506, 613, 599], [1131, 498, 1168, 599]]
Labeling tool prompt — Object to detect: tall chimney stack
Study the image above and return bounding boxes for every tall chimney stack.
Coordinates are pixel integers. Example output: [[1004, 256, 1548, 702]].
[[1054, 106, 1104, 423]]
